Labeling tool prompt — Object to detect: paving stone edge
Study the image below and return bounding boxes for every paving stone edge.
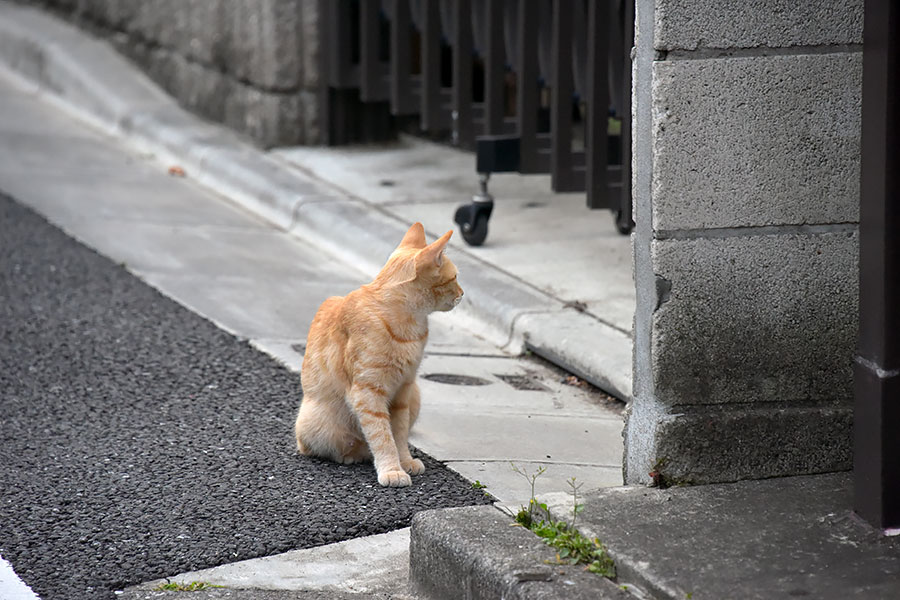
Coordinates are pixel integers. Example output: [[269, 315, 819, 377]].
[[409, 505, 636, 600]]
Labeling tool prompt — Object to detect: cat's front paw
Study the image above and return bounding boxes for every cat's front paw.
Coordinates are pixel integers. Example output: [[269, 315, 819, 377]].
[[378, 469, 412, 487], [401, 458, 425, 475]]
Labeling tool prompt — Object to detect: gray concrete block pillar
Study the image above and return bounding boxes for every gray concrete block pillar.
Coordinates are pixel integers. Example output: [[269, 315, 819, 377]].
[[625, 0, 863, 485]]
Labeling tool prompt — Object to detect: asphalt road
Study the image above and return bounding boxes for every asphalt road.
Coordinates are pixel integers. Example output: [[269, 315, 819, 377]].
[[0, 193, 491, 600]]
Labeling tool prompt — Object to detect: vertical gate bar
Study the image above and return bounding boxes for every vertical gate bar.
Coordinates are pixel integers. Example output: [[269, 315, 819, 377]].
[[617, 0, 635, 226], [585, 0, 610, 208], [551, 0, 578, 191], [319, 0, 333, 143], [325, 0, 361, 144], [391, 0, 416, 115], [421, 0, 442, 131], [452, 0, 474, 146], [327, 0, 355, 88], [854, 0, 900, 532], [360, 0, 383, 101], [516, 0, 540, 172], [484, 0, 505, 134]]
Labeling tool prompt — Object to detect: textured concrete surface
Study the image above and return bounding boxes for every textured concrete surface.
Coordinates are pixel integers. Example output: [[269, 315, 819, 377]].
[[26, 0, 321, 146], [224, 0, 306, 90], [636, 230, 858, 482], [137, 47, 315, 146], [135, 529, 411, 596], [409, 506, 631, 600], [517, 311, 632, 399], [542, 474, 900, 600], [628, 0, 658, 486], [653, 403, 853, 483], [447, 462, 623, 508], [651, 232, 858, 407], [654, 0, 864, 51], [629, 0, 862, 485], [652, 53, 861, 230]]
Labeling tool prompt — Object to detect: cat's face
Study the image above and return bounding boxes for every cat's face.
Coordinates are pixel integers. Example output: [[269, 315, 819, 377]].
[[380, 223, 464, 312], [430, 257, 463, 312]]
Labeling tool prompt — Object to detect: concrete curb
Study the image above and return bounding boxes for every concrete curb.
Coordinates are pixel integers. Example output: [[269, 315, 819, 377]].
[[0, 1, 631, 400], [539, 474, 900, 600], [409, 505, 632, 600]]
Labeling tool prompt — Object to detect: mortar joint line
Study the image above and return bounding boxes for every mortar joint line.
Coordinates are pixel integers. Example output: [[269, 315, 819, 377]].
[[657, 43, 863, 61], [654, 222, 858, 240]]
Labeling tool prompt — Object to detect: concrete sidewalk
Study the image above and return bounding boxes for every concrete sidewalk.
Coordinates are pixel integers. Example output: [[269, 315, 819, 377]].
[[0, 1, 633, 403], [0, 59, 623, 600], [0, 2, 626, 598], [0, 0, 628, 508], [541, 473, 900, 599]]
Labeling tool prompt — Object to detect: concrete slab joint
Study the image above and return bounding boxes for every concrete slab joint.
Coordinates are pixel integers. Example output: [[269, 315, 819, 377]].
[[627, 0, 863, 485]]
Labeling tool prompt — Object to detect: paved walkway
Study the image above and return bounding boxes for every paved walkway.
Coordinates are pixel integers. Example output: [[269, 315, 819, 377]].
[[542, 473, 900, 599], [0, 3, 627, 597], [0, 0, 634, 402], [275, 138, 635, 337]]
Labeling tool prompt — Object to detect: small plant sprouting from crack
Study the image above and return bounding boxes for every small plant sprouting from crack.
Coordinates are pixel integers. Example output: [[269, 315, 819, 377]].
[[153, 581, 224, 592], [505, 463, 615, 579], [649, 457, 693, 489], [649, 457, 669, 488], [509, 463, 547, 528]]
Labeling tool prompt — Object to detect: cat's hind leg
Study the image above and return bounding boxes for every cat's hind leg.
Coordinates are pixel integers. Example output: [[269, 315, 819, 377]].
[[295, 395, 363, 464], [339, 436, 372, 464]]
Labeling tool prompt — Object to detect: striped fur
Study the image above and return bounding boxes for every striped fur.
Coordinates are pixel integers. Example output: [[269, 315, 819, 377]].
[[294, 223, 463, 487]]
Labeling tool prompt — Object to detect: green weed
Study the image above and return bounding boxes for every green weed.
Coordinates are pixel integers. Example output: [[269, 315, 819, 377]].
[[153, 581, 224, 592], [507, 463, 616, 579]]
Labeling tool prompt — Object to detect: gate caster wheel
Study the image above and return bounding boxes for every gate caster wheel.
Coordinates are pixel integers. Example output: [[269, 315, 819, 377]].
[[455, 172, 495, 246], [454, 202, 492, 247]]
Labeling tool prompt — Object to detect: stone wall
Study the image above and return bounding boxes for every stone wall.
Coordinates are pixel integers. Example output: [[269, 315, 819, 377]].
[[627, 0, 863, 485], [22, 0, 321, 147]]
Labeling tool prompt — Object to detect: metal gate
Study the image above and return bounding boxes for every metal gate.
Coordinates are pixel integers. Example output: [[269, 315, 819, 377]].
[[321, 0, 634, 245]]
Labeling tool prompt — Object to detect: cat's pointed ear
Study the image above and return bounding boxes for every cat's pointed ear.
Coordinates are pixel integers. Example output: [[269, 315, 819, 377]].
[[398, 222, 427, 249], [391, 259, 418, 285], [417, 230, 453, 269]]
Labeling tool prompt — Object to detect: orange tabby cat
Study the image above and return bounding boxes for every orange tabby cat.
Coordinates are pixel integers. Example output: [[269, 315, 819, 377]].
[[294, 223, 463, 487]]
